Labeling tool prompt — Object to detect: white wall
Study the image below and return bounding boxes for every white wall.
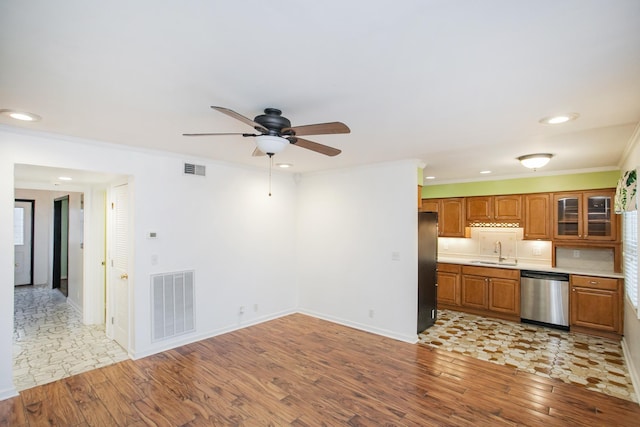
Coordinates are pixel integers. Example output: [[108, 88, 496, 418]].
[[296, 160, 420, 343], [620, 124, 640, 397], [0, 127, 299, 398]]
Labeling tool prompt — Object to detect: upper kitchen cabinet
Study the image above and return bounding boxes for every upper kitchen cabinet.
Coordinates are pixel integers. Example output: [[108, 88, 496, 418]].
[[466, 195, 522, 223], [553, 189, 618, 241], [524, 193, 551, 240], [421, 198, 466, 237]]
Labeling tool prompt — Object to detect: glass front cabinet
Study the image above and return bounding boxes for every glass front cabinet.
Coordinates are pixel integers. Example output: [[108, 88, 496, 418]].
[[553, 190, 617, 241]]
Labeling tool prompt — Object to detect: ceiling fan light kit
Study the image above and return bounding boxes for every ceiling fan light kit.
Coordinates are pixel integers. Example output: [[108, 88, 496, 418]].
[[256, 135, 288, 155], [518, 153, 553, 169]]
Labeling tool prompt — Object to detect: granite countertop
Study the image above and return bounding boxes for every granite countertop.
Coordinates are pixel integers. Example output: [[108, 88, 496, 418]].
[[437, 256, 624, 279]]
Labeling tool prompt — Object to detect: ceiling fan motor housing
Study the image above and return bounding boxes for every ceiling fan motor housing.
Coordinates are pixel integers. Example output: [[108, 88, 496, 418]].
[[254, 108, 292, 135]]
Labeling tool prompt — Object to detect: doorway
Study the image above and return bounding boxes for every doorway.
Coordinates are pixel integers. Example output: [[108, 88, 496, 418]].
[[14, 199, 34, 286], [53, 196, 69, 297]]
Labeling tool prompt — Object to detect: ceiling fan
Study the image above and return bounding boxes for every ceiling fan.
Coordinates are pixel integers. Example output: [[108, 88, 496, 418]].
[[183, 106, 350, 157]]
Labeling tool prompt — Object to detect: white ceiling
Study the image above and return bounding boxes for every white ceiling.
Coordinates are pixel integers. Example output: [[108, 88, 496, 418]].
[[1, 0, 639, 185]]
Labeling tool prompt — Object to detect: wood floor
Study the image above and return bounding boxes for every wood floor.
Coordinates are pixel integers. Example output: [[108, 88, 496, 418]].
[[2, 314, 639, 426]]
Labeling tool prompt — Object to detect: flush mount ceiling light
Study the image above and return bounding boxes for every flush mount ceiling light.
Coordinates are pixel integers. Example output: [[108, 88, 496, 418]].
[[518, 153, 553, 169], [538, 113, 579, 125], [276, 163, 293, 169], [255, 135, 288, 155], [0, 109, 41, 122], [480, 170, 492, 174]]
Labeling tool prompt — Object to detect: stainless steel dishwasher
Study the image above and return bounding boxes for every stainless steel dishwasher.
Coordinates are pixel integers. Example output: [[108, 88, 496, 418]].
[[520, 270, 570, 329]]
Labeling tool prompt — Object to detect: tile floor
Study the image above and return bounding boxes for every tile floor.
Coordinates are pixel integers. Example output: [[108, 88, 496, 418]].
[[419, 309, 637, 402], [13, 284, 129, 391]]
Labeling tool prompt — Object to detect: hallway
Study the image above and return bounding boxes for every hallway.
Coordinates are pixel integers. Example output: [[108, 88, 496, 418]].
[[13, 285, 129, 391]]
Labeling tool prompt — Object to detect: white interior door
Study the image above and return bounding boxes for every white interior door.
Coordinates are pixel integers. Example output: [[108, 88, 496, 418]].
[[109, 183, 129, 349], [14, 200, 33, 286]]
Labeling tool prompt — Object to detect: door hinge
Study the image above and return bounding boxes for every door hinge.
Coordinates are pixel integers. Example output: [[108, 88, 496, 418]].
[[111, 317, 115, 325], [111, 202, 115, 209]]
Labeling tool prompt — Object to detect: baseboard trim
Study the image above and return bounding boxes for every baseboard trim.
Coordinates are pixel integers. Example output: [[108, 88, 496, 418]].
[[297, 309, 418, 344]]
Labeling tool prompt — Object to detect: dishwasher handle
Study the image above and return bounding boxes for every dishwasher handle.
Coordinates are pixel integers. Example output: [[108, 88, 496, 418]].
[[520, 270, 569, 281]]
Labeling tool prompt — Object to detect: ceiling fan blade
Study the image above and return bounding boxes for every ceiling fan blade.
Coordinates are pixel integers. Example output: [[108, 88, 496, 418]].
[[211, 106, 268, 133], [283, 122, 350, 136], [288, 137, 342, 157], [251, 147, 266, 157], [182, 132, 257, 137]]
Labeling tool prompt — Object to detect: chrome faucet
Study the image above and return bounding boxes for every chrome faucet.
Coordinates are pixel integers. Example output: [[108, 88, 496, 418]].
[[494, 240, 506, 262]]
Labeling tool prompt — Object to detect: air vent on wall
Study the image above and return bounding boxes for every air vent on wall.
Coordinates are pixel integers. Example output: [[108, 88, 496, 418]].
[[151, 270, 195, 341], [184, 162, 206, 176]]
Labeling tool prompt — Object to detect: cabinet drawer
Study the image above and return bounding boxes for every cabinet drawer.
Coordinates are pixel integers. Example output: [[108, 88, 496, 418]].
[[571, 275, 618, 290], [462, 265, 519, 280], [437, 263, 461, 273]]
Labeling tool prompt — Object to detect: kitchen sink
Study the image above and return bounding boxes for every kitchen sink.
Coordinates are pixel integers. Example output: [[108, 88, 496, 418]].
[[470, 260, 518, 266]]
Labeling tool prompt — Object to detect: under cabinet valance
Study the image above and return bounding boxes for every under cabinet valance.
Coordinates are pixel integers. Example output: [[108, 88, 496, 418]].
[[615, 169, 637, 213]]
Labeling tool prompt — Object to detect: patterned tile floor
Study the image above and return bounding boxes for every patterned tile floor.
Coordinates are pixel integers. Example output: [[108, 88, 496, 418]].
[[13, 285, 129, 391], [419, 309, 637, 402]]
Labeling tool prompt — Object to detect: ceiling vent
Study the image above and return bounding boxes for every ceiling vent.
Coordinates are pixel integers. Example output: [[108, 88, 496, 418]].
[[183, 162, 206, 177]]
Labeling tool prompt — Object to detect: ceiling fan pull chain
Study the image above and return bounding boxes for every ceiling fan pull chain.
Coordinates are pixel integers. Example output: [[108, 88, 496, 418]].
[[268, 154, 273, 197]]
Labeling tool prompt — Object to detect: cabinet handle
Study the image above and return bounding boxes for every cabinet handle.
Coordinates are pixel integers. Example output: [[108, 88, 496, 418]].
[[572, 288, 576, 292], [589, 281, 598, 285]]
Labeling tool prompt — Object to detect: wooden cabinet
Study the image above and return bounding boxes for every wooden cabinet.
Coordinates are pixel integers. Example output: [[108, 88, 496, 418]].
[[524, 193, 551, 240], [466, 195, 522, 223], [436, 263, 461, 307], [553, 189, 618, 241], [421, 198, 466, 237], [466, 196, 493, 221], [460, 265, 520, 321], [570, 274, 623, 339]]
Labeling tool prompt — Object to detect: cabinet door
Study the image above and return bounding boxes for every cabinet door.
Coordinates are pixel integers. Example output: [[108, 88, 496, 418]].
[[440, 198, 466, 237], [553, 193, 582, 239], [582, 190, 616, 241], [570, 287, 619, 332], [466, 196, 493, 222], [494, 195, 522, 221], [524, 193, 551, 240], [437, 271, 460, 306], [489, 278, 520, 316], [461, 275, 488, 310], [421, 199, 439, 213]]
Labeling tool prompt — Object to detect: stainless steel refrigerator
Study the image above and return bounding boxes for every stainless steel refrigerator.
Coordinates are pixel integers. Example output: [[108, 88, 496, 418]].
[[418, 211, 438, 333]]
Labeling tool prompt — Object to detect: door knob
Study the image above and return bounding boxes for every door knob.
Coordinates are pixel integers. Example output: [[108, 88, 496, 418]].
[[120, 273, 128, 280]]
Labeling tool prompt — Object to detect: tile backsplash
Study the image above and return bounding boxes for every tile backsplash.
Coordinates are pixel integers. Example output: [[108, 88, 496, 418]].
[[437, 227, 615, 272]]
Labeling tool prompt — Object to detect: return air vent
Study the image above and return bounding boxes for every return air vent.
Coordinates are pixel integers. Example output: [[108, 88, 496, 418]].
[[184, 162, 206, 176], [151, 271, 195, 341]]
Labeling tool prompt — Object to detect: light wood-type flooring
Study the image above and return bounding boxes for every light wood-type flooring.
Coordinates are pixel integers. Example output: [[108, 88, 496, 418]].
[[2, 313, 640, 426]]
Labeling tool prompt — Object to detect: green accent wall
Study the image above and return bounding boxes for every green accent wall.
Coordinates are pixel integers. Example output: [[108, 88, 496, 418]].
[[421, 170, 620, 199]]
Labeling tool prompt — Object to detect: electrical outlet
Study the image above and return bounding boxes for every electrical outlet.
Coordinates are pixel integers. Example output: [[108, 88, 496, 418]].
[[369, 309, 374, 318], [533, 247, 541, 256], [573, 250, 580, 258], [253, 304, 258, 312], [239, 306, 245, 315]]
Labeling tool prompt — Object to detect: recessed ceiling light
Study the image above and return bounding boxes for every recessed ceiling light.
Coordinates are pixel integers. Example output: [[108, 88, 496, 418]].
[[538, 113, 579, 125], [424, 176, 436, 180], [0, 109, 41, 122], [276, 163, 293, 169], [58, 176, 72, 181], [480, 170, 492, 174]]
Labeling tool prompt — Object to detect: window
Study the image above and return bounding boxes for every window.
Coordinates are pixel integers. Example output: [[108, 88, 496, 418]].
[[623, 210, 638, 316], [14, 207, 24, 245]]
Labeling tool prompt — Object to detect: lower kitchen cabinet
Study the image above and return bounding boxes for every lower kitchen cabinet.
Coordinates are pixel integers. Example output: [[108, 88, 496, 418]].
[[436, 263, 461, 306], [570, 274, 623, 339], [460, 265, 520, 321]]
